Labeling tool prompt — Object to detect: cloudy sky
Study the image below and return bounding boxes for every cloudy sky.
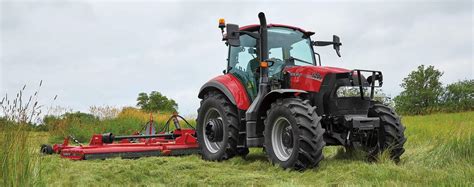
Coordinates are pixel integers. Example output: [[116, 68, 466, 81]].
[[1, 0, 472, 116]]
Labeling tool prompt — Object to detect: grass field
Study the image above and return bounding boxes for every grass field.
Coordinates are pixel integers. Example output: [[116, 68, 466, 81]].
[[3, 111, 474, 186]]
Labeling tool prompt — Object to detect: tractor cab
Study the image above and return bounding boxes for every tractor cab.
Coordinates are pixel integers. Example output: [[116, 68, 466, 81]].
[[227, 26, 316, 100]]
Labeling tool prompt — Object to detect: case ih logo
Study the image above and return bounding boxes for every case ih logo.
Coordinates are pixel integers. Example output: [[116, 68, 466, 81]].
[[289, 72, 323, 82], [288, 72, 301, 77]]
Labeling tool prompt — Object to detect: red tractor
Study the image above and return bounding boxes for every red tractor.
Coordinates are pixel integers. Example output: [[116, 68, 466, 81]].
[[196, 12, 406, 170]]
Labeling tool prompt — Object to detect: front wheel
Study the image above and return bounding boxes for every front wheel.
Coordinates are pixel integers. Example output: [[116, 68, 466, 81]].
[[264, 98, 325, 170], [367, 103, 407, 162], [346, 103, 407, 163]]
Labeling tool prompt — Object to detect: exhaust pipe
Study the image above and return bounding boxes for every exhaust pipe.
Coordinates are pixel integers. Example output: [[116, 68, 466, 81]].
[[245, 12, 270, 147], [258, 12, 269, 84]]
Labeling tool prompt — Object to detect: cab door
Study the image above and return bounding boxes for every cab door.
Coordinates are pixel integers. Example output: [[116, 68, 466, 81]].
[[227, 34, 258, 101]]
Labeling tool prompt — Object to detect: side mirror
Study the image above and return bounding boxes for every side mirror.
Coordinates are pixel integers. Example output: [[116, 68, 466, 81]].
[[226, 24, 240, 47], [312, 35, 343, 57], [333, 35, 342, 57]]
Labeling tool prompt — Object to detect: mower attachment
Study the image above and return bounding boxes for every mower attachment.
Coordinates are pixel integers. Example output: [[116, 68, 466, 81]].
[[41, 114, 199, 160]]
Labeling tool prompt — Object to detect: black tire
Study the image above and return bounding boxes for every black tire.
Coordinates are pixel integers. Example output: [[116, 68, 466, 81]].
[[40, 144, 53, 155], [236, 147, 250, 157], [264, 98, 325, 170], [196, 91, 240, 161], [368, 103, 407, 163]]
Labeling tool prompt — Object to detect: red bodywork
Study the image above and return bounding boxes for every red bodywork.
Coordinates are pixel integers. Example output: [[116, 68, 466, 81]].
[[211, 74, 251, 110], [209, 66, 349, 110], [52, 129, 198, 160], [206, 66, 350, 110], [285, 66, 351, 92]]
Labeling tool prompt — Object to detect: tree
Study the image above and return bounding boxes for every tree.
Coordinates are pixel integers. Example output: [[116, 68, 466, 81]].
[[136, 91, 178, 112], [442, 79, 474, 112], [394, 65, 444, 115]]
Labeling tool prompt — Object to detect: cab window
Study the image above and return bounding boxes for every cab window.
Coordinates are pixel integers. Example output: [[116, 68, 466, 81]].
[[228, 34, 258, 100]]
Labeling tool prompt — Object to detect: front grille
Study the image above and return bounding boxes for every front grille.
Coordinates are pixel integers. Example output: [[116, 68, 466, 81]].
[[327, 97, 370, 116]]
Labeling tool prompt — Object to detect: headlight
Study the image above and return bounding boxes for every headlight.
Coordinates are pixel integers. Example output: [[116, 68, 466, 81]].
[[336, 86, 370, 97]]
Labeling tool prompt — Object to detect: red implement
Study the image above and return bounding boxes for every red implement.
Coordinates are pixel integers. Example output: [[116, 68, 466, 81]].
[[41, 114, 199, 160]]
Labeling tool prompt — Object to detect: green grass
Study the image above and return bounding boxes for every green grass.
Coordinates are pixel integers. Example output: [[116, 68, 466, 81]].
[[11, 111, 474, 186], [0, 124, 42, 186]]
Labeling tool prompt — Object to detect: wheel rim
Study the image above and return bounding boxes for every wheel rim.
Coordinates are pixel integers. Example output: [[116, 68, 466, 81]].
[[272, 117, 294, 161], [203, 108, 224, 153]]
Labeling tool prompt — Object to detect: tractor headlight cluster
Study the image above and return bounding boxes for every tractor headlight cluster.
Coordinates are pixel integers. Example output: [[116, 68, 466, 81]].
[[336, 86, 370, 98]]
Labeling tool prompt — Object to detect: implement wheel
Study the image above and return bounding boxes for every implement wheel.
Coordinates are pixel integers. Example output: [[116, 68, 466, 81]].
[[40, 144, 53, 155]]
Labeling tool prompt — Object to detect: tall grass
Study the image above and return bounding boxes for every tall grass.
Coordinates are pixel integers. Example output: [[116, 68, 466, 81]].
[[1, 124, 42, 186], [402, 112, 473, 168], [0, 81, 50, 186]]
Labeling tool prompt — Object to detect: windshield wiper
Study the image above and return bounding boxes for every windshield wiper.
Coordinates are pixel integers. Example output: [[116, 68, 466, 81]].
[[288, 56, 312, 65]]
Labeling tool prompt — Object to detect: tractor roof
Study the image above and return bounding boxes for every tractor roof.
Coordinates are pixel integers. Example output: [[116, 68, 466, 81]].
[[240, 24, 309, 33]]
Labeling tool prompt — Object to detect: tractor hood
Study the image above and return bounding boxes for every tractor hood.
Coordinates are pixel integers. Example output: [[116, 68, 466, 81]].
[[286, 66, 351, 74], [284, 65, 351, 79], [284, 66, 351, 92]]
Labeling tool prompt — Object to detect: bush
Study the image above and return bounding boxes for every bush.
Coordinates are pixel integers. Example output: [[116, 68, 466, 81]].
[[441, 79, 474, 112]]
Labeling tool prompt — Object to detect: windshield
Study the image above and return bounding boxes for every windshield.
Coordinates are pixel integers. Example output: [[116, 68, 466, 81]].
[[267, 27, 315, 66]]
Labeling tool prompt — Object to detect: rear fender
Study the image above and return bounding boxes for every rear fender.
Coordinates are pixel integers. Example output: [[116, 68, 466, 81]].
[[198, 74, 251, 110]]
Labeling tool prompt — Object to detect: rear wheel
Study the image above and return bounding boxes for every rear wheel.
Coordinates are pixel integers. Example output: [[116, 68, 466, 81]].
[[196, 91, 241, 160], [264, 98, 325, 170]]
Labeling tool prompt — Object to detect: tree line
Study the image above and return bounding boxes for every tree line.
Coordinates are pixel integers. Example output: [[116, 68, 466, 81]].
[[394, 65, 473, 115]]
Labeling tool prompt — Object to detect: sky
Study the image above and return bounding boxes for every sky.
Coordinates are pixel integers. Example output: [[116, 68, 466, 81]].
[[1, 0, 472, 116]]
